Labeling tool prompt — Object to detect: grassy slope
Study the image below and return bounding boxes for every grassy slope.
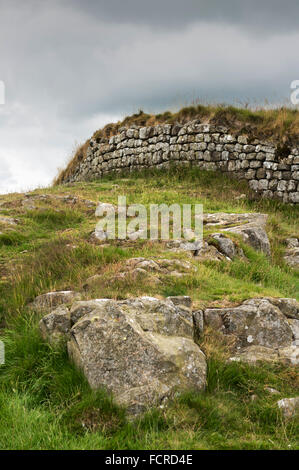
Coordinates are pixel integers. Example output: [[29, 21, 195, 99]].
[[0, 168, 298, 450]]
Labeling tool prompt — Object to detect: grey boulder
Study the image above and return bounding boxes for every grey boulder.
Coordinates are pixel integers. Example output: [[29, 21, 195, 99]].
[[67, 297, 206, 414]]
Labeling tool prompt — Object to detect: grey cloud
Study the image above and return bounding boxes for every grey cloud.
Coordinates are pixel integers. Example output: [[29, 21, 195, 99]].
[[71, 0, 299, 34], [0, 1, 298, 193]]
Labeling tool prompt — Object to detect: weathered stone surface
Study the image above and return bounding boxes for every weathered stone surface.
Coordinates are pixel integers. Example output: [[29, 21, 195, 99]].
[[285, 238, 299, 249], [264, 297, 299, 320], [194, 242, 227, 261], [70, 299, 111, 325], [210, 233, 244, 259], [166, 296, 192, 309], [288, 319, 299, 346], [90, 227, 108, 242], [229, 345, 299, 365], [39, 305, 70, 343], [284, 238, 299, 268], [204, 212, 268, 229], [67, 297, 206, 414], [225, 226, 271, 256], [166, 239, 203, 253], [116, 257, 196, 280], [204, 298, 293, 349], [30, 291, 82, 312], [277, 397, 299, 419], [229, 346, 281, 364]]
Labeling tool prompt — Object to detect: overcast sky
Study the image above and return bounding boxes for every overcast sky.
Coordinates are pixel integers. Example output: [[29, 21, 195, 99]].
[[0, 0, 298, 193]]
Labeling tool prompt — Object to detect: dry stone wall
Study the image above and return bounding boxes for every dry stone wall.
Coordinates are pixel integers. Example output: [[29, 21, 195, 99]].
[[64, 121, 299, 203]]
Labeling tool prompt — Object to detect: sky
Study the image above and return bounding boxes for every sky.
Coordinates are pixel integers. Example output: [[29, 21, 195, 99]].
[[0, 0, 298, 194]]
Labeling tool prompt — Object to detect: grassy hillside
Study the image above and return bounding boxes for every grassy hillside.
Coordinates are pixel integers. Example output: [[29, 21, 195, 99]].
[[0, 168, 298, 450]]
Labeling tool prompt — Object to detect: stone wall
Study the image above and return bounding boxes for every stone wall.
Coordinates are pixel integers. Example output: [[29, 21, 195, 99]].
[[63, 121, 299, 203]]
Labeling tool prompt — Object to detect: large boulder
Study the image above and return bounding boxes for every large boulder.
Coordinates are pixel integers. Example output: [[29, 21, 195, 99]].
[[202, 212, 271, 256], [204, 297, 299, 365], [67, 297, 206, 415], [224, 226, 271, 256], [204, 298, 293, 349]]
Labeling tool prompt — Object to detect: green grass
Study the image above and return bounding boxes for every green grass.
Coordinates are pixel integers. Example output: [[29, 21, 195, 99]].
[[0, 168, 298, 449]]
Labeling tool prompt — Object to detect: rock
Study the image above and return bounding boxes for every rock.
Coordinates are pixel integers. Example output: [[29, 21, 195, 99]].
[[265, 387, 280, 395], [30, 291, 82, 312], [205, 298, 294, 350], [288, 319, 299, 346], [166, 296, 192, 309], [210, 233, 240, 259], [203, 212, 268, 229], [285, 238, 299, 249], [264, 297, 299, 320], [67, 297, 206, 414], [229, 346, 280, 364], [70, 299, 111, 325], [21, 198, 36, 210], [201, 212, 271, 256], [91, 227, 108, 242], [277, 397, 299, 419], [128, 229, 147, 240], [39, 305, 70, 343], [284, 243, 299, 268], [192, 310, 204, 341], [95, 202, 116, 217], [229, 344, 299, 366], [166, 239, 203, 253], [194, 242, 227, 262], [119, 257, 195, 279], [0, 216, 19, 225], [226, 226, 271, 256], [278, 345, 299, 365]]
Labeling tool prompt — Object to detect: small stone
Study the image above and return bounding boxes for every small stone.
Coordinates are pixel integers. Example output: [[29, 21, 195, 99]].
[[277, 397, 299, 419], [265, 387, 280, 395], [39, 305, 71, 343]]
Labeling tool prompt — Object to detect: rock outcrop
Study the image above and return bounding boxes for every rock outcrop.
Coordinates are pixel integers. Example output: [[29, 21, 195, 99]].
[[39, 295, 207, 415], [37, 289, 299, 415], [203, 297, 299, 365], [114, 257, 196, 281]]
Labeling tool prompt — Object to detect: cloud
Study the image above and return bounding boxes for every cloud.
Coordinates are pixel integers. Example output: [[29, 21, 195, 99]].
[[72, 0, 299, 35], [0, 1, 298, 193]]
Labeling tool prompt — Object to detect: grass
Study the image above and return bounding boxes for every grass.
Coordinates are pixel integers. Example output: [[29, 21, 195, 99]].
[[0, 168, 298, 449], [54, 103, 299, 185]]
